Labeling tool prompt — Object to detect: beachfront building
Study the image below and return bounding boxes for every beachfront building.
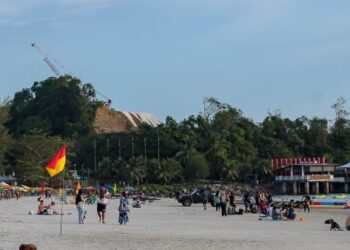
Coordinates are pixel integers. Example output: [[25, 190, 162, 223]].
[[272, 157, 349, 195]]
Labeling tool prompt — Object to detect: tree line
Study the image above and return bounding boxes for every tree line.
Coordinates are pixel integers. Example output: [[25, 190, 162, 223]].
[[0, 76, 349, 186]]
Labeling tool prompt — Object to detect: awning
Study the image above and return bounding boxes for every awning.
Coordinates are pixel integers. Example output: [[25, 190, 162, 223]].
[[336, 162, 350, 170]]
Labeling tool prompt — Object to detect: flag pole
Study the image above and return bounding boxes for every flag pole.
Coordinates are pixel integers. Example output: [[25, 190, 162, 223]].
[[59, 168, 65, 236]]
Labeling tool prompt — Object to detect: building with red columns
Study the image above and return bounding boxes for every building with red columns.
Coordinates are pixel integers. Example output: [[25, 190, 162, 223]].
[[272, 157, 349, 194]]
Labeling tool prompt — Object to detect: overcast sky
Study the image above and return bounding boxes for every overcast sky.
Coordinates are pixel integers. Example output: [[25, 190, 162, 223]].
[[1, 0, 350, 122]]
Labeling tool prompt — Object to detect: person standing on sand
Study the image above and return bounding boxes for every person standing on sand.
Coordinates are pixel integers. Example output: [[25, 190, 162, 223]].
[[243, 192, 250, 212], [214, 191, 221, 211], [202, 189, 209, 210], [76, 189, 85, 224], [97, 189, 108, 223], [119, 192, 130, 224], [303, 195, 310, 213], [220, 192, 227, 216]]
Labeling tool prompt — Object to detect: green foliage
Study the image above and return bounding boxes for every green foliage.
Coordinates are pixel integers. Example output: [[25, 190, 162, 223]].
[[5, 130, 68, 184], [3, 76, 350, 185], [7, 75, 97, 137], [0, 99, 12, 174], [157, 158, 182, 184], [184, 153, 210, 181]]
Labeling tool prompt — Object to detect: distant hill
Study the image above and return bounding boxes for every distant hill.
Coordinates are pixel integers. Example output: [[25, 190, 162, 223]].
[[93, 107, 160, 134]]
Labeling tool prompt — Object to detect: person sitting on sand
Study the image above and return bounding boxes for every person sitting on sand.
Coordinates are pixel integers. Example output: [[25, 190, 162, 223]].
[[259, 200, 268, 215], [267, 203, 274, 217], [37, 200, 47, 215], [249, 204, 257, 213], [286, 204, 296, 220], [272, 205, 282, 221], [47, 201, 63, 215]]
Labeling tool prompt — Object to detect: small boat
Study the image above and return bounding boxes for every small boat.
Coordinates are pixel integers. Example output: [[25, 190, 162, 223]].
[[314, 194, 326, 199], [333, 194, 347, 199]]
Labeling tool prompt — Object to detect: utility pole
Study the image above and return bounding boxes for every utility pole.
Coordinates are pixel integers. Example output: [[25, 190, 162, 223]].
[[157, 130, 160, 166], [144, 137, 147, 159], [94, 138, 97, 171], [131, 136, 134, 159], [118, 137, 121, 160]]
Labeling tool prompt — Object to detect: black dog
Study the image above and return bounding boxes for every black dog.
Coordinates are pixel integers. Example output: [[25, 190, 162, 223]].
[[325, 219, 342, 231]]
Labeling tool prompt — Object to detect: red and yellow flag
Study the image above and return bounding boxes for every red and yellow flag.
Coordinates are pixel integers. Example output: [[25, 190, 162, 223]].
[[76, 181, 81, 194], [46, 145, 66, 177]]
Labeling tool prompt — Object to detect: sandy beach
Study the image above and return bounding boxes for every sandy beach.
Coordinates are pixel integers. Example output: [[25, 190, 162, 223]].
[[1, 197, 349, 250]]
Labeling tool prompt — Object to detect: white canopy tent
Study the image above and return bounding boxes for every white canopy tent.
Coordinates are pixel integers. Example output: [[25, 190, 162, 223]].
[[336, 162, 350, 170]]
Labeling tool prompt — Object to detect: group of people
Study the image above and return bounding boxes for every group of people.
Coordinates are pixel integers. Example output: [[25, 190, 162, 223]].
[[213, 190, 240, 216], [37, 199, 62, 215], [75, 188, 130, 225], [202, 188, 299, 221]]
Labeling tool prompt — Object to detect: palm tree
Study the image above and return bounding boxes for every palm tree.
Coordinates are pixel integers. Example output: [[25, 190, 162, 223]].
[[157, 158, 182, 185], [223, 159, 239, 181], [129, 156, 146, 186]]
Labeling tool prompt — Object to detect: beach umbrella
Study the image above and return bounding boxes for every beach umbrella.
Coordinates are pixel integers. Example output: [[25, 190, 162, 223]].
[[0, 182, 11, 189], [19, 185, 32, 191], [85, 186, 96, 191]]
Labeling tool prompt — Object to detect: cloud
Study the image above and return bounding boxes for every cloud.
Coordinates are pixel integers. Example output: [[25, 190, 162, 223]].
[[0, 0, 116, 27]]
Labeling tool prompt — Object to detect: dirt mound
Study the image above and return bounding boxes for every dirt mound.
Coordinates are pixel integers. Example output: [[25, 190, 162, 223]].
[[93, 107, 160, 134]]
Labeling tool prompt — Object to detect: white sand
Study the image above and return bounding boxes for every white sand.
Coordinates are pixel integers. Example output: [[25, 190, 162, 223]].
[[1, 197, 349, 250]]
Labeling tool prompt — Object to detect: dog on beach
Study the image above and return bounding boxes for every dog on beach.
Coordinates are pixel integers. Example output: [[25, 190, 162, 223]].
[[324, 219, 342, 231]]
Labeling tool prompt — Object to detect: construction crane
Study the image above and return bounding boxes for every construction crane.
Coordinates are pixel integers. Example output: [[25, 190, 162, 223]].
[[31, 42, 112, 108]]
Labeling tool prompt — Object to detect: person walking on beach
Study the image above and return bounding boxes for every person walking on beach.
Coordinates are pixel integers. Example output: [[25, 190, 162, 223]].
[[243, 192, 250, 212], [76, 189, 85, 224], [220, 192, 227, 216], [303, 195, 310, 213], [202, 189, 209, 210], [119, 192, 129, 225], [214, 191, 221, 211], [97, 189, 108, 223], [229, 191, 235, 210]]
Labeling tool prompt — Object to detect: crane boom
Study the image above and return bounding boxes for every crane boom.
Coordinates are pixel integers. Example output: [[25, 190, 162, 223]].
[[31, 43, 61, 77], [31, 42, 112, 108]]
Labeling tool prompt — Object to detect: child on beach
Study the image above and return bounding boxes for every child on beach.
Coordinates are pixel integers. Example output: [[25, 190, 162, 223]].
[[119, 192, 129, 225], [97, 189, 108, 224]]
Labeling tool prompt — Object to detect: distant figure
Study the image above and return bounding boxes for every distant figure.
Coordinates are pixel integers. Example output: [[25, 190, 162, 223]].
[[19, 244, 37, 250], [214, 191, 221, 211], [97, 189, 108, 223], [272, 205, 282, 220], [229, 191, 235, 208], [76, 189, 85, 224], [346, 215, 350, 231], [243, 192, 251, 212], [119, 192, 129, 224], [47, 201, 63, 215], [303, 195, 310, 213], [15, 190, 20, 200], [267, 193, 273, 204], [259, 200, 268, 215], [201, 189, 209, 210], [37, 200, 47, 215], [287, 204, 296, 220], [220, 192, 227, 216]]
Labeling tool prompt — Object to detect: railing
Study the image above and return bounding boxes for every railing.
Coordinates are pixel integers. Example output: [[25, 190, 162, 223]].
[[275, 175, 334, 182], [275, 176, 308, 181], [332, 177, 345, 182]]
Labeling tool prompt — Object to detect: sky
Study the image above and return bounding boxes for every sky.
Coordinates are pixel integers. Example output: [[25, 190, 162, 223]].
[[1, 0, 350, 123]]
